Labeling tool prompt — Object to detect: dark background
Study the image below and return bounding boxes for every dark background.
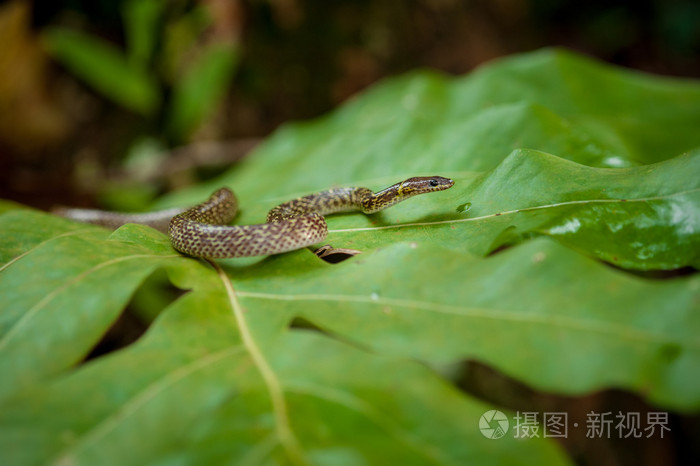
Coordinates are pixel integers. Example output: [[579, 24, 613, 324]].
[[1, 0, 699, 207]]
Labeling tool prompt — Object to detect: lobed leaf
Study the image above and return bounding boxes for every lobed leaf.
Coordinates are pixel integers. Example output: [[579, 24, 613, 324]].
[[1, 49, 699, 464], [229, 239, 700, 411], [0, 221, 567, 464]]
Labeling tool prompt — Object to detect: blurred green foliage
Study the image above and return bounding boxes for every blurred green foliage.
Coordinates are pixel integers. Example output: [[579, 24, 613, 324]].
[[43, 27, 160, 114], [2, 0, 698, 210], [42, 0, 237, 143]]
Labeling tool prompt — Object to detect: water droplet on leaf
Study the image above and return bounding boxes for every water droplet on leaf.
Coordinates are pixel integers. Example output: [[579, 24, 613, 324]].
[[456, 202, 472, 213]]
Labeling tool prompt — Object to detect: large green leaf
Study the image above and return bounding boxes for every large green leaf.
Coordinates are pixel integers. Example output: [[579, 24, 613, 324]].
[[1, 48, 699, 463], [0, 223, 567, 465], [231, 239, 700, 410]]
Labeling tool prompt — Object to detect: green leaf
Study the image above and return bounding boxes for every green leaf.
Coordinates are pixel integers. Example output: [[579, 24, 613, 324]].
[[42, 27, 160, 115], [0, 208, 105, 266], [0, 199, 27, 214], [167, 43, 238, 138], [303, 148, 698, 271], [1, 49, 699, 463], [231, 239, 700, 411], [449, 50, 700, 165], [0, 220, 567, 465], [161, 6, 213, 82], [0, 225, 186, 401], [123, 0, 165, 66]]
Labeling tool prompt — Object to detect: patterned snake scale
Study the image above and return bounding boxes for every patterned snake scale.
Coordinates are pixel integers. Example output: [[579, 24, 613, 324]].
[[56, 176, 454, 258]]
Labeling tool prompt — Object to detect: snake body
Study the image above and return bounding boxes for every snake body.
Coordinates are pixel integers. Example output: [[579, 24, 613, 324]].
[[56, 176, 454, 258]]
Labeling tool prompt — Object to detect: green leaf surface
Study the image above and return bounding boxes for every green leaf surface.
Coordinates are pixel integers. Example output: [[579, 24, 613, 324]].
[[0, 208, 105, 266], [1, 49, 699, 464], [42, 28, 160, 114], [0, 225, 186, 401], [0, 221, 567, 465], [231, 239, 700, 410]]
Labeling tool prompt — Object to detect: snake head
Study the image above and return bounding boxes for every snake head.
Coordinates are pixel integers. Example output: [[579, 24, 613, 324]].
[[362, 176, 455, 213], [399, 176, 455, 196]]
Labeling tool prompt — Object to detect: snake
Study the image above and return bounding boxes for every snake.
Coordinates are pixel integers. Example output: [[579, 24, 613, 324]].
[[55, 176, 454, 258]]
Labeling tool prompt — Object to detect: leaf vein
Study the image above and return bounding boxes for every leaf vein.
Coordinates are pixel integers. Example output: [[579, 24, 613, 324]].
[[0, 228, 97, 274], [237, 291, 699, 349], [328, 188, 700, 233], [237, 433, 279, 466], [52, 346, 245, 464], [0, 253, 181, 353], [286, 382, 457, 465]]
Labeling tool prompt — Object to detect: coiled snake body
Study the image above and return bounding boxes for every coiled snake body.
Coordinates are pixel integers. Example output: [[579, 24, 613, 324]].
[[56, 177, 454, 258]]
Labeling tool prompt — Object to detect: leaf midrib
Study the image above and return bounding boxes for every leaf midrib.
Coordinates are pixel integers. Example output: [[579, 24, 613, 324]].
[[211, 261, 308, 466]]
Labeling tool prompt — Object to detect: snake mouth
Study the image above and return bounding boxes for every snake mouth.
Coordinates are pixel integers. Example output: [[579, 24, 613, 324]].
[[435, 177, 455, 190]]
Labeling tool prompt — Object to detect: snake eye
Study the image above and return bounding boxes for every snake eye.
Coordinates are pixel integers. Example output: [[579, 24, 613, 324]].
[[429, 179, 439, 187]]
